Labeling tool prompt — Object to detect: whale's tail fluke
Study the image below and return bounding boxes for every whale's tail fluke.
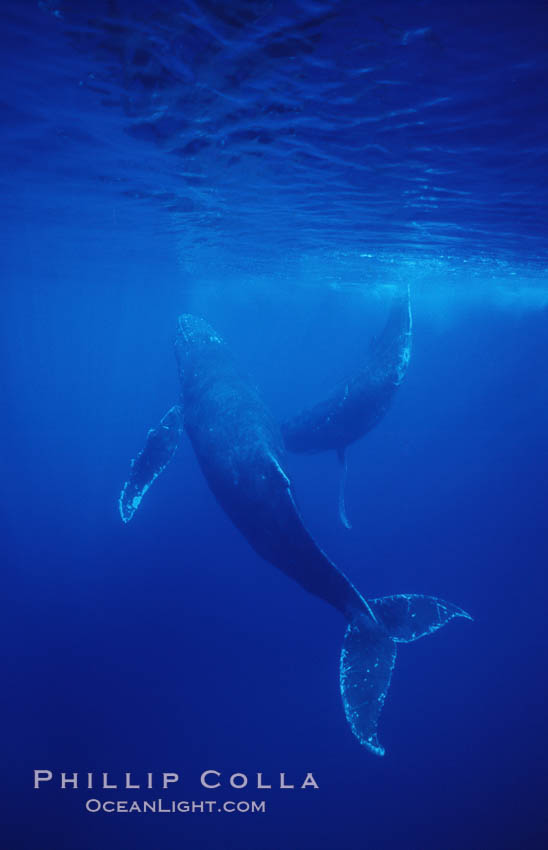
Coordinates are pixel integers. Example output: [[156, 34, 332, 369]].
[[340, 594, 472, 756], [119, 404, 183, 523]]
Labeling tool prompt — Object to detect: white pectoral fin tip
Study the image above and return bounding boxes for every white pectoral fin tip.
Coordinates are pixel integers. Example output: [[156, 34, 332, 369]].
[[118, 485, 141, 523], [339, 503, 352, 530], [365, 736, 385, 757], [119, 491, 132, 524], [337, 447, 352, 530], [268, 452, 291, 487]]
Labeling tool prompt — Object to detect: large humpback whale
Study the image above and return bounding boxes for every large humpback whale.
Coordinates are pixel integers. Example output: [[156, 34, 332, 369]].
[[281, 286, 412, 528], [119, 314, 470, 756]]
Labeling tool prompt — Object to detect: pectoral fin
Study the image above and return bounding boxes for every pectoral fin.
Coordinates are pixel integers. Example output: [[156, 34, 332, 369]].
[[337, 447, 352, 530], [119, 404, 183, 523]]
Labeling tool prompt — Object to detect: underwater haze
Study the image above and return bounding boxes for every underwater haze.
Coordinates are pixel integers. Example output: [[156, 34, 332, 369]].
[[2, 1, 548, 849]]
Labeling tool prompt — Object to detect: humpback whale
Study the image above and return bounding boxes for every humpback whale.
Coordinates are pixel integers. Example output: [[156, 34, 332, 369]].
[[281, 287, 412, 528], [119, 314, 470, 756]]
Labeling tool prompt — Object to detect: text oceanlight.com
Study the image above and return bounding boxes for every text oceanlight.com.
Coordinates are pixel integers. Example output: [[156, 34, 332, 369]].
[[85, 799, 266, 814]]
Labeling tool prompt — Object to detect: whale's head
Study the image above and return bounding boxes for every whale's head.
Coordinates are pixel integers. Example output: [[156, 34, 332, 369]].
[[176, 314, 223, 347], [175, 314, 225, 384]]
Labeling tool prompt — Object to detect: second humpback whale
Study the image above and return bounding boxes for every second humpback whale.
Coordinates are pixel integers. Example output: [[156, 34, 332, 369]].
[[281, 286, 412, 528], [119, 314, 470, 756]]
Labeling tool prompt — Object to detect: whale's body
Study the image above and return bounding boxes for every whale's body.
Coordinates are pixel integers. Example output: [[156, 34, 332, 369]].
[[119, 313, 470, 755], [282, 288, 412, 453], [175, 315, 367, 619], [282, 288, 412, 527]]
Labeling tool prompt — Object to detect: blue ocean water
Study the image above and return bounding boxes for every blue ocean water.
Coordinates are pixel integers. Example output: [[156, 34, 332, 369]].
[[2, 1, 548, 848]]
